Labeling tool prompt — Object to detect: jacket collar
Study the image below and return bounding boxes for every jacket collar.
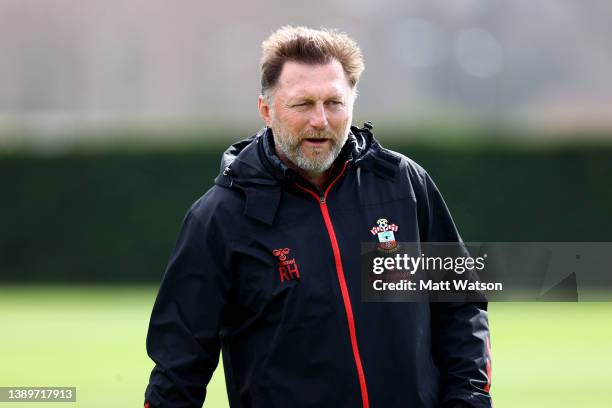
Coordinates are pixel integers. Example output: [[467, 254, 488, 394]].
[[214, 123, 399, 224]]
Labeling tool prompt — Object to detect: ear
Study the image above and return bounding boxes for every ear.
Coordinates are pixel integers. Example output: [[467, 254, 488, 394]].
[[258, 95, 273, 126]]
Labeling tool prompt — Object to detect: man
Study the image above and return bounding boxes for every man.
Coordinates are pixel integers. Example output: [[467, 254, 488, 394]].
[[144, 26, 492, 408]]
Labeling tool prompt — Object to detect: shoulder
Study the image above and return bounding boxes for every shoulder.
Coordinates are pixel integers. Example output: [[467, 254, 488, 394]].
[[394, 149, 429, 184], [188, 185, 245, 225], [368, 142, 431, 191]]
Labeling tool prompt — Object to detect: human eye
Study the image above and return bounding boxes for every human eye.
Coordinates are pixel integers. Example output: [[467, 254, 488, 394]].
[[326, 100, 344, 107]]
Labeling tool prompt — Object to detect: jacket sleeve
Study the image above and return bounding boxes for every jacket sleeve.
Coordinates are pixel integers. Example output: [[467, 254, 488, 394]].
[[414, 168, 493, 408], [144, 198, 234, 408]]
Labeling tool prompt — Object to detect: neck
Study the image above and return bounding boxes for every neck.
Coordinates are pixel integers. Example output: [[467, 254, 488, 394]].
[[276, 151, 332, 190], [299, 169, 330, 190]]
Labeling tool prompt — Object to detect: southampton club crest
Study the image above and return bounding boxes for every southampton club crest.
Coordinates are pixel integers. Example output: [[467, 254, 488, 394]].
[[370, 218, 399, 253]]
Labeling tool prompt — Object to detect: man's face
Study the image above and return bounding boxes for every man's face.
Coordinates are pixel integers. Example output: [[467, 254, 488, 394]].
[[259, 59, 355, 173]]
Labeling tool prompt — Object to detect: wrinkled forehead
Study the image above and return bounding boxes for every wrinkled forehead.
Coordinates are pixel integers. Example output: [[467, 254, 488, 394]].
[[275, 60, 353, 100]]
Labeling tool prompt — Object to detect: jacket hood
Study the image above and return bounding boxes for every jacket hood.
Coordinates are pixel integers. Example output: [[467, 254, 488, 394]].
[[213, 122, 400, 224]]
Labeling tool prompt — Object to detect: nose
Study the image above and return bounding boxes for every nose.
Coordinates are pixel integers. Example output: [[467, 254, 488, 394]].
[[309, 102, 328, 129]]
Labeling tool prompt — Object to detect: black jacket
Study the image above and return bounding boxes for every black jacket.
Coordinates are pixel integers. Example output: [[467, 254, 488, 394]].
[[144, 124, 492, 408]]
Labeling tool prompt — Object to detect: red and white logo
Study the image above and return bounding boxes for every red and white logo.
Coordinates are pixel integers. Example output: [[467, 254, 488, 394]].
[[370, 218, 400, 253], [272, 248, 300, 282]]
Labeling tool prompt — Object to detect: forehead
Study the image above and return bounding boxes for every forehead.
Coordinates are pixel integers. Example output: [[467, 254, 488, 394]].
[[275, 60, 352, 100]]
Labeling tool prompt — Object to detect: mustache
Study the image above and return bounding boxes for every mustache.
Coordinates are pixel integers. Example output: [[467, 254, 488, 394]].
[[299, 129, 337, 139]]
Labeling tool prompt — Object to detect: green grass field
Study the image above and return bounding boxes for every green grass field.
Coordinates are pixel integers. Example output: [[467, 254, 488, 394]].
[[0, 286, 610, 407]]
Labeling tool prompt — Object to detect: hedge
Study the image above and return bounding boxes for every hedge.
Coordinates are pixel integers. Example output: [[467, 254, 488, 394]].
[[1, 138, 611, 282]]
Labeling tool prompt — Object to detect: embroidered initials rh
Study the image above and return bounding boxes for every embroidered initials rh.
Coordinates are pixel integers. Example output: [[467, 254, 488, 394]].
[[272, 248, 301, 282]]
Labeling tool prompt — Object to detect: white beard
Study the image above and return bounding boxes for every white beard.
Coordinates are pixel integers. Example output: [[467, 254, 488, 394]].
[[272, 121, 349, 173]]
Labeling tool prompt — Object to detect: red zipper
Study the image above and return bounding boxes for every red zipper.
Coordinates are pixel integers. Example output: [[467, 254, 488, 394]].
[[295, 161, 370, 408]]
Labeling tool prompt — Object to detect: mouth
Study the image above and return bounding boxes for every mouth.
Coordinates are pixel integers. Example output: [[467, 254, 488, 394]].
[[303, 138, 329, 146]]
